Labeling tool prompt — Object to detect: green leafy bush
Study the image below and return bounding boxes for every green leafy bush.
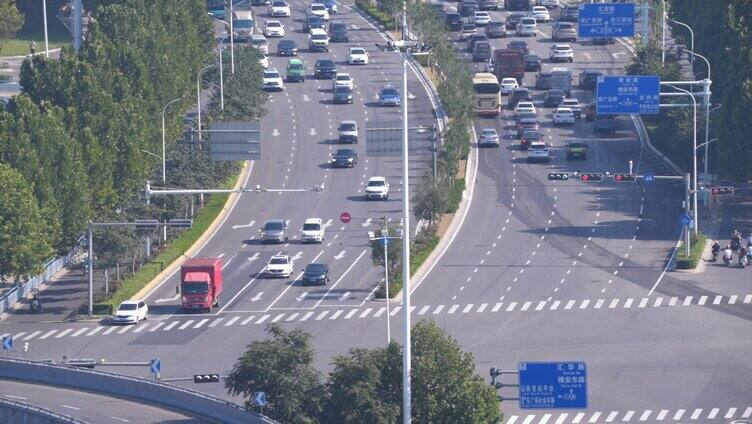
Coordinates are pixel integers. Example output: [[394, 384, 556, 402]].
[[675, 233, 707, 269]]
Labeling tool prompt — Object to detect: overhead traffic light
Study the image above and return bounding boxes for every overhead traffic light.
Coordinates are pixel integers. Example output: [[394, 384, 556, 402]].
[[548, 172, 570, 181], [613, 173, 637, 182], [579, 173, 604, 182], [710, 186, 734, 196], [194, 374, 221, 383]]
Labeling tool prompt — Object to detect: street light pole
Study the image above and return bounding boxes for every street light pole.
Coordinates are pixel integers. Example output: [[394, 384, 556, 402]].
[[666, 83, 698, 235], [667, 18, 693, 68], [684, 49, 713, 176], [400, 1, 412, 422], [661, 0, 666, 64], [42, 0, 49, 58], [229, 1, 235, 75], [161, 97, 182, 242], [196, 64, 213, 141], [87, 222, 93, 315], [383, 216, 391, 343], [703, 107, 720, 174]]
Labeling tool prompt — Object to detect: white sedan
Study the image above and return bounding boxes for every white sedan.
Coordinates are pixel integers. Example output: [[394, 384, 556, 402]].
[[514, 101, 536, 116], [265, 255, 294, 278], [332, 72, 354, 90], [474, 11, 491, 26], [549, 44, 574, 62], [479, 128, 500, 147], [263, 20, 285, 37], [112, 300, 148, 324], [347, 47, 369, 64], [268, 0, 291, 16], [262, 68, 284, 91], [308, 3, 330, 20], [531, 6, 551, 22], [553, 107, 576, 125], [500, 77, 519, 94]]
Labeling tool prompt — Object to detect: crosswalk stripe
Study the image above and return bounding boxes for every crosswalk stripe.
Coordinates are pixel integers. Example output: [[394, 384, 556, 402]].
[[39, 330, 57, 340], [0, 333, 9, 339], [668, 297, 677, 306], [684, 296, 693, 306], [579, 299, 590, 309], [507, 302, 518, 311], [179, 320, 195, 329], [554, 413, 569, 424], [241, 316, 255, 325], [418, 305, 430, 315], [655, 409, 669, 420], [24, 331, 42, 341], [588, 412, 601, 422], [698, 295, 708, 306], [623, 298, 634, 308], [653, 297, 663, 307], [521, 301, 532, 311], [638, 298, 649, 308], [744, 295, 752, 304], [117, 325, 130, 334], [535, 301, 546, 311], [462, 304, 474, 313], [208, 318, 224, 327], [433, 305, 445, 314], [272, 313, 285, 323], [572, 412, 585, 423], [162, 321, 179, 331], [87, 327, 103, 336], [492, 302, 503, 312], [147, 322, 163, 332], [712, 295, 723, 305], [521, 415, 535, 424], [194, 318, 210, 328], [373, 307, 386, 317], [594, 299, 604, 309], [609, 299, 619, 308], [286, 313, 300, 322], [538, 413, 551, 424], [477, 303, 488, 313], [726, 407, 738, 418], [690, 408, 702, 419], [639, 410, 652, 421], [72, 328, 89, 337], [359, 308, 373, 318], [506, 416, 518, 424], [344, 309, 358, 319], [742, 406, 752, 417], [225, 316, 240, 326], [550, 300, 560, 310], [409, 306, 416, 313], [13, 332, 27, 339], [256, 314, 271, 324], [565, 300, 575, 310], [605, 411, 618, 422], [132, 323, 149, 333], [707, 408, 719, 419], [314, 311, 329, 321], [728, 295, 738, 305], [448, 305, 459, 314], [389, 307, 401, 316], [622, 410, 635, 421], [673, 409, 686, 420], [329, 310, 343, 320], [300, 312, 314, 321]]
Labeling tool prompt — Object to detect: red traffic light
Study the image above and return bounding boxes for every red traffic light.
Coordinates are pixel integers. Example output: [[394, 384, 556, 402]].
[[581, 174, 589, 181], [613, 173, 636, 182], [580, 173, 603, 182]]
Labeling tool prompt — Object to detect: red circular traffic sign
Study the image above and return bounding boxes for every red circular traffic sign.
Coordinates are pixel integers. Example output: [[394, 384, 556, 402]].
[[340, 212, 352, 223]]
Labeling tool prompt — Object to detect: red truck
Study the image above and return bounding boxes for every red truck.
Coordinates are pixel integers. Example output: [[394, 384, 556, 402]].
[[494, 49, 525, 84], [180, 258, 223, 312]]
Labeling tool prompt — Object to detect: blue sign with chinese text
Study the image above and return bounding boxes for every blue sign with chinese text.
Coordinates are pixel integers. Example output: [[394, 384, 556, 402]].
[[579, 3, 636, 38], [518, 362, 588, 409], [597, 76, 660, 115]]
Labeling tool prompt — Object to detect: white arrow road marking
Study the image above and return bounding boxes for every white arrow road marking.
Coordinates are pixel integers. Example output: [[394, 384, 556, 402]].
[[272, 129, 280, 136], [231, 220, 255, 229], [350, 24, 359, 30], [334, 250, 346, 260], [361, 218, 372, 227], [339, 291, 351, 300], [612, 51, 626, 58], [323, 218, 333, 228], [248, 252, 260, 262], [309, 128, 317, 136], [250, 292, 264, 302], [155, 294, 180, 304], [285, 220, 291, 226], [302, 94, 311, 101], [407, 92, 416, 99], [291, 251, 303, 261], [296, 292, 309, 301]]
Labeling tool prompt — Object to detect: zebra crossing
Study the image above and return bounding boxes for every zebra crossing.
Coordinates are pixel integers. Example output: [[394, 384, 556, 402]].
[[3, 292, 750, 343], [506, 405, 752, 423]]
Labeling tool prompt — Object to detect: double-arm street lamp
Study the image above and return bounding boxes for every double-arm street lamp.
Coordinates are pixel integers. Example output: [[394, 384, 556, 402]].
[[665, 83, 698, 235]]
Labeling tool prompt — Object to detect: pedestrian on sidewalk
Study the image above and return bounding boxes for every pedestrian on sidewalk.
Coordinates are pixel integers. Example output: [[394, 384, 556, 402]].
[[29, 41, 37, 55]]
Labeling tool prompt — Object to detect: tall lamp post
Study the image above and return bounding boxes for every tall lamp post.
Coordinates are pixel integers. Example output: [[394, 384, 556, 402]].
[[703, 106, 721, 174], [684, 49, 713, 176], [196, 64, 214, 141], [661, 0, 666, 64], [209, 15, 236, 74], [160, 97, 182, 241], [42, 0, 49, 58], [666, 83, 698, 234], [666, 17, 694, 68]]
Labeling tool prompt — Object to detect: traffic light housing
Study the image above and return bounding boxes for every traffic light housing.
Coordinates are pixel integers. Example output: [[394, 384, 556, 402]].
[[579, 173, 604, 182], [194, 374, 221, 383], [548, 172, 570, 181], [613, 173, 637, 182], [710, 186, 734, 196]]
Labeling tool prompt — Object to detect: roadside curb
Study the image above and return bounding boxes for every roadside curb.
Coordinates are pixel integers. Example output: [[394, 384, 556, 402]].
[[131, 160, 253, 301]]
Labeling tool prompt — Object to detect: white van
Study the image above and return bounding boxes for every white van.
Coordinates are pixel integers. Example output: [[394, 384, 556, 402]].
[[231, 10, 255, 40]]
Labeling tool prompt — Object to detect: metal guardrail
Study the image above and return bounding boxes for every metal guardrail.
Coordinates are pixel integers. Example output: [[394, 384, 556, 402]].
[[0, 397, 88, 424]]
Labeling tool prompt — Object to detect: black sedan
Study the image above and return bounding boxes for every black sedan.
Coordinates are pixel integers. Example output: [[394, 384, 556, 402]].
[[544, 89, 565, 107], [332, 85, 353, 104], [329, 21, 349, 42], [524, 54, 541, 71], [330, 148, 358, 167], [277, 39, 298, 56], [315, 59, 337, 79], [304, 16, 326, 32], [302, 263, 330, 285], [507, 40, 529, 54]]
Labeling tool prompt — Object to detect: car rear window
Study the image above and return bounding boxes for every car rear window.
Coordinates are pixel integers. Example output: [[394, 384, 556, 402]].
[[303, 223, 321, 231], [270, 257, 288, 264], [264, 221, 284, 230], [339, 123, 356, 131], [118, 304, 137, 310]]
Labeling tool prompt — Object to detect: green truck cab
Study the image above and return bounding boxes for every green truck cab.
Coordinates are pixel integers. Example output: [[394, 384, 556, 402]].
[[286, 59, 305, 82], [566, 141, 588, 160]]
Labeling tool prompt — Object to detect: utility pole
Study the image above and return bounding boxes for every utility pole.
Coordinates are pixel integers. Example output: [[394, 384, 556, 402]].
[[42, 0, 49, 58], [684, 173, 691, 257], [383, 215, 391, 343], [72, 0, 83, 51]]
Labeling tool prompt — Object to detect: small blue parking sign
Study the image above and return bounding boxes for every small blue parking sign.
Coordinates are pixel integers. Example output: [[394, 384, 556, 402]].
[[643, 172, 655, 185], [518, 362, 588, 409], [679, 214, 691, 227], [2, 336, 12, 350]]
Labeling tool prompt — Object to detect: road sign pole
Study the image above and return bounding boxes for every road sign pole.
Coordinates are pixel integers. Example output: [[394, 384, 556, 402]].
[[685, 173, 691, 257], [88, 222, 94, 316], [384, 215, 391, 344]]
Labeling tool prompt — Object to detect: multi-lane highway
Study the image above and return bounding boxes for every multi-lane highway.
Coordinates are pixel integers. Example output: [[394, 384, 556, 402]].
[[3, 1, 752, 422]]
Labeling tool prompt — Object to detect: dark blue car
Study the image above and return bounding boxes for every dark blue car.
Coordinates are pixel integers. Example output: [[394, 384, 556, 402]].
[[378, 85, 401, 106]]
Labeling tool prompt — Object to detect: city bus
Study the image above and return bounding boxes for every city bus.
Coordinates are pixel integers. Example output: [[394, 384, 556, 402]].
[[473, 72, 501, 116]]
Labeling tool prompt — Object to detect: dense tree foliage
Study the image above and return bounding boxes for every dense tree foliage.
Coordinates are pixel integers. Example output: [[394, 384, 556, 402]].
[[0, 0, 24, 56], [228, 321, 503, 423]]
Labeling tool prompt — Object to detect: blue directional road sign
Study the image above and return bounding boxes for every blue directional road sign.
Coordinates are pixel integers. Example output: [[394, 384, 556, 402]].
[[254, 391, 267, 407], [597, 76, 661, 115], [149, 358, 161, 374], [2, 336, 12, 350], [643, 172, 655, 185], [679, 214, 691, 227], [579, 3, 636, 38], [380, 237, 390, 246], [518, 362, 588, 409]]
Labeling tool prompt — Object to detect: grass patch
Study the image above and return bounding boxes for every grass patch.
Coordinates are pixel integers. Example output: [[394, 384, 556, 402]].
[[0, 21, 69, 57], [675, 233, 707, 270], [93, 172, 239, 314], [445, 178, 465, 214], [354, 0, 396, 30]]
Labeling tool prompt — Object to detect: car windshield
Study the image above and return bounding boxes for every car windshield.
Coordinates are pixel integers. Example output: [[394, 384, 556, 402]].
[[312, 4, 325, 10], [521, 18, 536, 24], [303, 223, 321, 231], [556, 46, 571, 52], [462, 25, 475, 31], [489, 22, 504, 27], [317, 60, 334, 68], [569, 142, 585, 148], [118, 303, 137, 311], [335, 149, 353, 156], [336, 75, 349, 81], [351, 48, 365, 55], [306, 264, 326, 273], [557, 109, 573, 115], [313, 34, 327, 40], [548, 90, 564, 97], [381, 89, 398, 96], [530, 144, 547, 150], [334, 86, 351, 93], [182, 283, 209, 294], [280, 40, 295, 47], [263, 71, 279, 78], [331, 23, 345, 30], [482, 130, 497, 136], [289, 63, 304, 70], [267, 21, 281, 27], [502, 79, 517, 85], [270, 257, 288, 264], [368, 180, 385, 187], [340, 123, 356, 131], [252, 38, 267, 46], [563, 100, 578, 105], [558, 23, 574, 29], [524, 132, 542, 140], [235, 20, 253, 28], [272, 1, 286, 5], [264, 221, 284, 230]]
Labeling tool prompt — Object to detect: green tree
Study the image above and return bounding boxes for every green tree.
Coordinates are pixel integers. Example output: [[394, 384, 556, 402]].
[[412, 178, 448, 224], [0, 0, 24, 55], [369, 224, 403, 286], [208, 45, 266, 122], [0, 163, 53, 281], [226, 324, 325, 423]]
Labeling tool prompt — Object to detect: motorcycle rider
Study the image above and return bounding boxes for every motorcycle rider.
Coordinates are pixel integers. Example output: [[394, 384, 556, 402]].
[[731, 230, 742, 250], [740, 245, 749, 267], [723, 244, 733, 265], [747, 232, 752, 247], [711, 240, 720, 261]]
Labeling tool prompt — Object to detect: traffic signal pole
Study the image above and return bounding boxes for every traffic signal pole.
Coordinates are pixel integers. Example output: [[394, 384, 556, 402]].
[[684, 173, 691, 257]]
